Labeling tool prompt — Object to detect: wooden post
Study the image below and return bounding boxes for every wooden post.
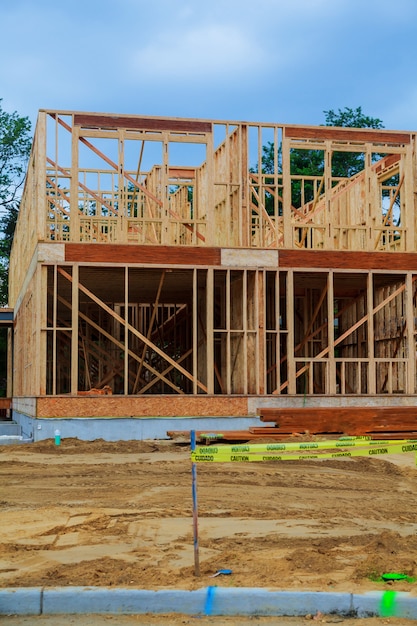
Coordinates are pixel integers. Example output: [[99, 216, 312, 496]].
[[193, 268, 198, 395], [405, 272, 415, 394], [368, 272, 376, 394], [327, 270, 336, 394], [287, 270, 296, 394], [71, 264, 79, 394]]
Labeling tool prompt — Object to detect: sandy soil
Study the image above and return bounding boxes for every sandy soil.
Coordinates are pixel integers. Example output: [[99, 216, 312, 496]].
[[1, 436, 417, 604]]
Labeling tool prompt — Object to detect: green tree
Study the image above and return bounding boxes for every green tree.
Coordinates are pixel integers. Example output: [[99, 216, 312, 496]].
[[324, 107, 384, 179], [0, 100, 32, 305], [260, 107, 384, 210], [0, 101, 32, 397]]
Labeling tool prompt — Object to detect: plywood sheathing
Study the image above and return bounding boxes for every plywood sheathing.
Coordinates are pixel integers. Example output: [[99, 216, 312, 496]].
[[36, 396, 249, 418]]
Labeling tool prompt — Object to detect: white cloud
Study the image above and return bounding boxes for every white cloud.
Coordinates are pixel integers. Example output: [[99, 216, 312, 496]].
[[130, 24, 266, 81]]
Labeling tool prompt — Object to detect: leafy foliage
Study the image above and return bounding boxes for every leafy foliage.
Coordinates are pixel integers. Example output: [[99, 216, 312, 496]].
[[260, 107, 385, 209], [0, 100, 32, 211], [323, 106, 383, 129], [0, 100, 32, 305]]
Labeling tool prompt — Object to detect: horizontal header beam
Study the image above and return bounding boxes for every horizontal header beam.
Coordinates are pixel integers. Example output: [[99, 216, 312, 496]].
[[74, 114, 212, 134]]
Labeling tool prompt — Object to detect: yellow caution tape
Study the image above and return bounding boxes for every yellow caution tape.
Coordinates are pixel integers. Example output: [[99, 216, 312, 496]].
[[191, 441, 417, 463], [192, 439, 417, 456]]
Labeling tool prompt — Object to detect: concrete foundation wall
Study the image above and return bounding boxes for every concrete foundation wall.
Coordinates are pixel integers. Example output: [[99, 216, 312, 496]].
[[12, 412, 262, 442]]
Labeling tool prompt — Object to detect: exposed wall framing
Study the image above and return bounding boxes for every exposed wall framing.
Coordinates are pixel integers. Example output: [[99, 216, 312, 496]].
[[9, 111, 417, 414]]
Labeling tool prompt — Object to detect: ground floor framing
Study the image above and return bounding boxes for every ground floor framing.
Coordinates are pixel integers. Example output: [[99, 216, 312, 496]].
[[12, 245, 417, 401], [7, 245, 417, 441]]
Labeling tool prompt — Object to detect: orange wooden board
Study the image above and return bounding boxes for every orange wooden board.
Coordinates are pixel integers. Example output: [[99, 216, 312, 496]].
[[36, 396, 249, 418]]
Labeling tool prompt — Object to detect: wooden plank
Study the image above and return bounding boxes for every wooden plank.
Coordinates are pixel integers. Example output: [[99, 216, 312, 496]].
[[374, 153, 401, 175], [65, 244, 221, 265], [168, 428, 417, 443], [168, 167, 196, 179], [258, 407, 417, 436], [74, 114, 212, 134], [249, 427, 280, 433], [259, 406, 417, 421], [279, 250, 417, 270], [71, 265, 79, 394], [284, 126, 410, 145], [367, 272, 376, 394]]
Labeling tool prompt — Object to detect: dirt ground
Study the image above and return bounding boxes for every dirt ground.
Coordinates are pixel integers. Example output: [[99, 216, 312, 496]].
[[2, 614, 416, 625], [1, 435, 417, 614]]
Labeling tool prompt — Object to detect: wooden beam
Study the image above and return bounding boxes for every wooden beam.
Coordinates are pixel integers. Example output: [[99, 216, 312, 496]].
[[65, 243, 221, 265], [285, 126, 411, 145], [279, 250, 417, 270], [74, 114, 212, 134]]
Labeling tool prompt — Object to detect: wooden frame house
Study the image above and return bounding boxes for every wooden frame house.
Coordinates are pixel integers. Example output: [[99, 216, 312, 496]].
[[8, 110, 417, 440]]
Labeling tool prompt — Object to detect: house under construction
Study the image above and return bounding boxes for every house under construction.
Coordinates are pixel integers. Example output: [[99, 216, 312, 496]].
[[8, 110, 417, 441]]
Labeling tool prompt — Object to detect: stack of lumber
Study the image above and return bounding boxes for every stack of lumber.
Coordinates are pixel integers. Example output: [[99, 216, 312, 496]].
[[259, 406, 417, 439], [167, 406, 417, 444]]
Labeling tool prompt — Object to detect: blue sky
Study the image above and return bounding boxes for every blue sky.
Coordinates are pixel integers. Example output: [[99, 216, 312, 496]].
[[1, 0, 417, 132]]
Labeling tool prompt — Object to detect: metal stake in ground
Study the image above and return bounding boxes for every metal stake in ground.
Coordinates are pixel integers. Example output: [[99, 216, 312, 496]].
[[191, 430, 200, 576]]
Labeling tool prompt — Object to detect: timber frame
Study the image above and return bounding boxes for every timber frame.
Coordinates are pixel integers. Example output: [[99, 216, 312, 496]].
[[8, 110, 417, 422]]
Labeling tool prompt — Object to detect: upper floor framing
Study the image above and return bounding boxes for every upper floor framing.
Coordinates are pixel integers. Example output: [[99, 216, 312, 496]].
[[10, 110, 417, 303]]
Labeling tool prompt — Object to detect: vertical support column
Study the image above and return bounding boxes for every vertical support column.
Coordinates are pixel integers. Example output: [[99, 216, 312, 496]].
[[327, 270, 336, 394], [206, 268, 214, 394], [257, 270, 265, 395], [240, 124, 249, 247], [405, 272, 416, 394], [205, 127, 215, 246], [367, 271, 376, 394], [52, 266, 57, 395], [226, 269, 231, 394], [37, 265, 48, 396], [287, 269, 296, 394], [242, 269, 248, 394], [70, 122, 80, 242], [325, 140, 333, 250], [118, 130, 126, 243], [193, 268, 198, 395], [6, 327, 13, 398], [365, 143, 373, 252], [225, 125, 231, 247], [403, 144, 415, 252], [275, 270, 281, 393], [35, 112, 47, 242], [124, 266, 129, 395], [71, 264, 79, 395], [162, 132, 169, 245], [282, 130, 292, 248], [256, 125, 264, 247]]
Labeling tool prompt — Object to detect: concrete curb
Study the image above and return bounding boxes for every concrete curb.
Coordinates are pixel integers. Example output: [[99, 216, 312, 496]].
[[2, 587, 417, 618]]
